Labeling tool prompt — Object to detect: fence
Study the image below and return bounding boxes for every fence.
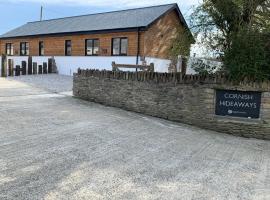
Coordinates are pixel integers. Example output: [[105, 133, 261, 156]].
[[0, 55, 57, 77], [76, 69, 270, 90]]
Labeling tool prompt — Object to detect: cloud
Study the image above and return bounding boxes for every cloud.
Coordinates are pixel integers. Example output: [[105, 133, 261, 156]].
[[3, 0, 200, 8]]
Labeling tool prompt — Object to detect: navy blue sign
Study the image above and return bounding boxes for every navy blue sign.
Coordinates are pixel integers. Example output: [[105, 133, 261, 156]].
[[215, 90, 262, 119]]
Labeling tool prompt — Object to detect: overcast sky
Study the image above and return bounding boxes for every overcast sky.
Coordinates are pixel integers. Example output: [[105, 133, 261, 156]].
[[0, 0, 201, 34]]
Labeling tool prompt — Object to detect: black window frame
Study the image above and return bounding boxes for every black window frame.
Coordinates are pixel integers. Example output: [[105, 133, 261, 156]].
[[5, 43, 13, 56], [85, 39, 100, 56], [111, 37, 128, 56], [39, 41, 44, 56], [65, 40, 72, 56], [20, 42, 29, 56]]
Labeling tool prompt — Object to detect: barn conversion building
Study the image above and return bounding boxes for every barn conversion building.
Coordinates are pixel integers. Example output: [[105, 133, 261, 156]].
[[0, 3, 193, 75]]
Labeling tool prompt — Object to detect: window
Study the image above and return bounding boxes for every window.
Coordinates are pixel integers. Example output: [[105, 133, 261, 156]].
[[112, 37, 128, 56], [20, 42, 29, 56], [5, 43, 14, 56], [65, 40, 72, 56], [39, 41, 44, 56], [85, 39, 99, 56]]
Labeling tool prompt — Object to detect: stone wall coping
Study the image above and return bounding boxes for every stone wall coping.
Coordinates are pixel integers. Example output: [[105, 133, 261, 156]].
[[75, 69, 270, 92]]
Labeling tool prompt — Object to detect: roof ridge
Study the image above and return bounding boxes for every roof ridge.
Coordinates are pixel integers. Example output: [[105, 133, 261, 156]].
[[27, 3, 176, 24]]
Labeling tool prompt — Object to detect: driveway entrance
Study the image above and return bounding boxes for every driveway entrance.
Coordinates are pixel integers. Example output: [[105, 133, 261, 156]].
[[0, 75, 270, 200]]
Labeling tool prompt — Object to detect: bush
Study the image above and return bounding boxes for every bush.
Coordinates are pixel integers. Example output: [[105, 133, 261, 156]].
[[224, 29, 270, 81]]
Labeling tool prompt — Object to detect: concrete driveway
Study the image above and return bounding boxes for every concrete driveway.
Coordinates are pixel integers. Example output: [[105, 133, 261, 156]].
[[0, 75, 270, 200]]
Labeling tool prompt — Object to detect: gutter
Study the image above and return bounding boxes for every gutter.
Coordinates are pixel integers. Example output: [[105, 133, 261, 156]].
[[0, 27, 147, 40]]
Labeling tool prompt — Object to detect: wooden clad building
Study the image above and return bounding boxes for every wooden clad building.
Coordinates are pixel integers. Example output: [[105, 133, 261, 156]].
[[0, 4, 194, 75]]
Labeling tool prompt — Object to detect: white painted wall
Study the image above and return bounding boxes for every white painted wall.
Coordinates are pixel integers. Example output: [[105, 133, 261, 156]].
[[54, 56, 140, 76], [32, 56, 51, 65], [8, 56, 29, 67], [1, 56, 171, 76], [145, 57, 171, 73]]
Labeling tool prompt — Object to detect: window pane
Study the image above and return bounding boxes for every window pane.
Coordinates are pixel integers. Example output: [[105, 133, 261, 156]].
[[86, 40, 93, 55], [25, 43, 29, 55], [6, 44, 10, 55], [65, 40, 72, 56], [67, 47, 71, 56], [10, 44, 14, 55], [39, 42, 44, 56], [93, 40, 99, 55], [21, 43, 25, 55], [120, 38, 128, 55], [113, 38, 120, 55]]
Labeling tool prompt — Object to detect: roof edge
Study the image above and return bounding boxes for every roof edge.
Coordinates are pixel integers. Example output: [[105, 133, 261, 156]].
[[145, 4, 195, 43], [0, 27, 146, 40], [27, 3, 177, 24]]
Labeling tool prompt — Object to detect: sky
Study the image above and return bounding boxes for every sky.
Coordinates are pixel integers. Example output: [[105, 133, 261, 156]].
[[0, 0, 201, 35]]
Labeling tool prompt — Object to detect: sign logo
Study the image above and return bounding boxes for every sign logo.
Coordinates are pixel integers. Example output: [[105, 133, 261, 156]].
[[215, 90, 262, 119]]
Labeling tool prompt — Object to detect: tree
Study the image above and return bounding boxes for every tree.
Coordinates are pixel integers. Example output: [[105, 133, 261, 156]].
[[190, 0, 270, 80], [224, 29, 270, 80], [169, 27, 193, 58], [190, 0, 270, 52], [168, 27, 194, 72]]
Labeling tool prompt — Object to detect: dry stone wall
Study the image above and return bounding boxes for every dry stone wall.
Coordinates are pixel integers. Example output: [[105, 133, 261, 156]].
[[73, 70, 270, 140]]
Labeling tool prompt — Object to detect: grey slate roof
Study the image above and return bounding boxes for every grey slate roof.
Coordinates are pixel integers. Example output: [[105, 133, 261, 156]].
[[0, 4, 188, 39]]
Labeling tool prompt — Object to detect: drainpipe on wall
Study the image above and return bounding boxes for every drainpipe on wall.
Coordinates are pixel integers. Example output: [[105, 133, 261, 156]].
[[136, 28, 140, 68]]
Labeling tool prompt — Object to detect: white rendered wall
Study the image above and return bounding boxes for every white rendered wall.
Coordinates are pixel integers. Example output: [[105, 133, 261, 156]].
[[7, 56, 29, 67], [54, 56, 140, 76], [2, 56, 171, 76], [32, 56, 51, 66], [56, 56, 171, 75], [145, 57, 171, 73]]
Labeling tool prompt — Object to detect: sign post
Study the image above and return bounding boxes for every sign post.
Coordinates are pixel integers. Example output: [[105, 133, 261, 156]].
[[215, 90, 262, 119]]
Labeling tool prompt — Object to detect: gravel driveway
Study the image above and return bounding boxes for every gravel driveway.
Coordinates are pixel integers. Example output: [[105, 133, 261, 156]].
[[7, 74, 73, 93], [0, 75, 270, 200]]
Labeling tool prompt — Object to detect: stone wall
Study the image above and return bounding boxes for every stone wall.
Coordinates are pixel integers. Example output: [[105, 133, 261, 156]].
[[73, 70, 270, 140]]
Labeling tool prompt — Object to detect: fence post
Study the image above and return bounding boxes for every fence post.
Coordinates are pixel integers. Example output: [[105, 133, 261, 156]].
[[33, 62, 37, 74], [38, 65, 43, 74], [149, 63, 154, 72], [15, 65, 20, 76], [1, 55, 7, 77], [43, 62, 47, 74], [48, 58, 52, 73], [28, 56, 33, 75], [21, 61, 27, 75], [112, 61, 117, 71], [8, 59, 14, 76], [48, 57, 57, 73], [51, 57, 57, 73]]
